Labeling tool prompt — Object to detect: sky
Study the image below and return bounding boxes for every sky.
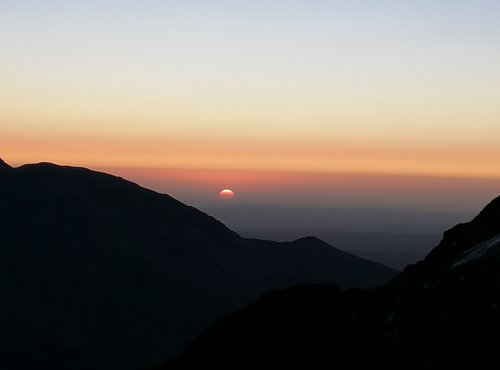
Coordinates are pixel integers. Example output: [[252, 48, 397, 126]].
[[1, 0, 500, 217]]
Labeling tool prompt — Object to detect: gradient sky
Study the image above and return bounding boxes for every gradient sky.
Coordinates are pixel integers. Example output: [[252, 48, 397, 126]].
[[1, 1, 499, 213]]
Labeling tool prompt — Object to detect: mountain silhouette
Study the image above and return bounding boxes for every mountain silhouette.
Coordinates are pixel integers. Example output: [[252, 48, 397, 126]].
[[0, 157, 12, 170], [161, 196, 500, 370], [0, 159, 397, 370]]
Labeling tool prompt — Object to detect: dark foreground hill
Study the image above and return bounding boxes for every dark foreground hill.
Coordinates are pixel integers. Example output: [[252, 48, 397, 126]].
[[161, 196, 500, 370], [0, 159, 397, 370]]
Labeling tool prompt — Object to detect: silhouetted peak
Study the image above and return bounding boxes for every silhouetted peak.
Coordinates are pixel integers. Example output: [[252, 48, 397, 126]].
[[19, 161, 61, 170], [394, 194, 500, 288], [293, 236, 324, 244], [473, 195, 500, 222], [291, 236, 339, 250], [0, 158, 12, 170]]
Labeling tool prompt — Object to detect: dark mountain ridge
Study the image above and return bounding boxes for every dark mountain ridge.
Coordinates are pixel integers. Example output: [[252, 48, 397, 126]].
[[0, 157, 12, 170], [162, 196, 500, 369], [0, 159, 397, 370], [393, 195, 500, 288]]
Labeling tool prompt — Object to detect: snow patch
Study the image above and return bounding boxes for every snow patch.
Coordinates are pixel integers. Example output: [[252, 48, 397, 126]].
[[452, 234, 500, 268]]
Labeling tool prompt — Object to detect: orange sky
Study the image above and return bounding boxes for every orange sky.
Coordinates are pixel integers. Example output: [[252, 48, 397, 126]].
[[2, 134, 500, 180]]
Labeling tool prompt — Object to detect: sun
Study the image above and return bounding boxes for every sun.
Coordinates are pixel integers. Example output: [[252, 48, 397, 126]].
[[219, 189, 235, 200]]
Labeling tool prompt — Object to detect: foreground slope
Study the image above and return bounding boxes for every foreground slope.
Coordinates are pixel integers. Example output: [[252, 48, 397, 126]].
[[162, 196, 500, 370], [0, 159, 396, 370]]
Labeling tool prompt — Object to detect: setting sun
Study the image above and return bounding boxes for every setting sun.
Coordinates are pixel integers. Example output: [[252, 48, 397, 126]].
[[219, 189, 235, 200]]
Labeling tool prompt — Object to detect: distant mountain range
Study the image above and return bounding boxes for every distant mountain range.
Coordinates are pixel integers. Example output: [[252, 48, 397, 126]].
[[240, 230, 442, 269], [0, 159, 397, 370], [161, 195, 500, 369]]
